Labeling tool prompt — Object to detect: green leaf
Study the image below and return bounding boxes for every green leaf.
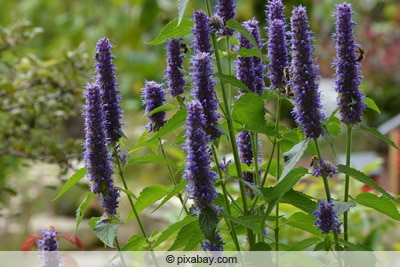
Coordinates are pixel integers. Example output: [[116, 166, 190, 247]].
[[220, 212, 260, 233], [281, 139, 309, 181], [128, 154, 176, 167], [177, 0, 189, 25], [152, 215, 197, 248], [232, 93, 265, 127], [145, 103, 175, 117], [168, 220, 202, 251], [287, 237, 321, 251], [216, 73, 251, 93], [353, 192, 400, 220], [122, 235, 148, 251], [359, 125, 400, 151], [53, 167, 87, 201], [75, 192, 95, 232], [331, 200, 356, 216], [148, 107, 187, 142], [265, 167, 308, 216], [147, 17, 193, 45], [363, 97, 380, 114], [88, 217, 122, 248], [135, 184, 168, 213], [153, 179, 187, 213], [286, 212, 323, 237], [338, 165, 398, 202], [280, 189, 317, 213], [199, 207, 220, 244]]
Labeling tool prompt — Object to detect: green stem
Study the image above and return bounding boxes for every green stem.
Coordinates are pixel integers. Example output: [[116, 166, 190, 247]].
[[211, 145, 240, 251], [114, 237, 127, 267], [274, 93, 282, 251], [343, 125, 353, 242], [158, 138, 189, 215], [204, 0, 254, 248]]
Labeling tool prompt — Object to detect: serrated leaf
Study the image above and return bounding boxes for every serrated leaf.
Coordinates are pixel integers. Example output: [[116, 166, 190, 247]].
[[216, 73, 251, 93], [286, 212, 323, 237], [199, 207, 220, 244], [353, 192, 400, 220], [147, 18, 193, 45], [53, 168, 87, 201], [281, 139, 309, 181], [168, 220, 202, 251], [135, 184, 168, 213], [232, 93, 265, 127], [152, 215, 197, 248], [122, 235, 148, 251], [331, 200, 356, 216], [128, 154, 176, 167], [363, 97, 380, 114], [177, 0, 189, 25], [220, 212, 260, 233], [360, 125, 399, 151], [75, 192, 95, 232], [148, 107, 187, 142], [145, 103, 175, 117], [89, 217, 121, 248], [287, 237, 321, 251], [338, 165, 398, 202], [153, 179, 187, 213], [280, 189, 316, 213]]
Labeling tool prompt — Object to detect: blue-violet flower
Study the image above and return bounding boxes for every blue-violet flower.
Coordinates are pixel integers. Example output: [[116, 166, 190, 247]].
[[333, 3, 365, 125], [290, 6, 324, 139], [142, 81, 166, 132], [215, 0, 236, 36], [165, 38, 186, 97], [192, 11, 212, 53], [37, 229, 61, 267], [311, 158, 338, 178], [314, 200, 342, 234], [95, 37, 123, 144]]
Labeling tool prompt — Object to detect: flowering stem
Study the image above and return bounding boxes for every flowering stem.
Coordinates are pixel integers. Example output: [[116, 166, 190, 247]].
[[343, 124, 353, 242], [211, 145, 240, 250], [114, 237, 127, 266], [274, 92, 282, 251], [158, 138, 189, 215], [204, 0, 254, 248]]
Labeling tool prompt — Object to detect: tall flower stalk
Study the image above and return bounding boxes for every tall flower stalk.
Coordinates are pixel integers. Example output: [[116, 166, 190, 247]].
[[215, 0, 236, 36], [333, 3, 365, 242], [165, 38, 186, 98]]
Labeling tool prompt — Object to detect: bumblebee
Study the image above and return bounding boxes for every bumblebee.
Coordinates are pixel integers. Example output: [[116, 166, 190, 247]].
[[355, 47, 365, 62], [180, 42, 189, 54], [284, 84, 294, 97], [310, 155, 320, 168], [282, 67, 293, 96]]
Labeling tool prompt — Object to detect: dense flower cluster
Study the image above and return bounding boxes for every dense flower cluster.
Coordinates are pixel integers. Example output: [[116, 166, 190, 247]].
[[95, 37, 123, 144], [165, 38, 186, 97], [312, 158, 339, 178], [215, 0, 236, 36], [314, 200, 342, 234], [37, 229, 61, 267], [142, 81, 166, 132], [266, 0, 288, 90], [83, 83, 119, 216], [192, 10, 212, 53], [290, 6, 324, 139], [190, 52, 221, 140], [333, 3, 365, 125]]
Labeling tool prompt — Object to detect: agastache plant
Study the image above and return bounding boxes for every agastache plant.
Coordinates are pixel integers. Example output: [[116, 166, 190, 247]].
[[215, 0, 236, 36], [290, 6, 324, 139], [165, 38, 186, 98], [314, 200, 342, 234], [37, 229, 61, 267], [95, 37, 123, 144], [83, 83, 119, 216], [192, 10, 212, 53], [142, 81, 166, 132]]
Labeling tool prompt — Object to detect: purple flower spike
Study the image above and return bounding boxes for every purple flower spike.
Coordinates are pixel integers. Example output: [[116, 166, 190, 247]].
[[333, 3, 365, 125], [183, 100, 217, 212], [290, 6, 324, 139], [38, 229, 61, 267], [191, 52, 221, 140], [266, 0, 286, 22], [192, 11, 212, 53], [83, 83, 119, 216], [236, 19, 266, 96], [142, 81, 166, 132], [215, 0, 236, 36], [95, 37, 123, 144], [314, 200, 342, 234], [312, 158, 338, 178], [202, 231, 224, 251], [165, 38, 186, 97]]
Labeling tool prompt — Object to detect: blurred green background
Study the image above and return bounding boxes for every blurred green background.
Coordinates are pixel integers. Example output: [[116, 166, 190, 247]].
[[0, 0, 399, 250]]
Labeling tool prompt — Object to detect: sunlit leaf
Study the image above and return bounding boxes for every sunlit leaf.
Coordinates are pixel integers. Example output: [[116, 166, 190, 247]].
[[53, 168, 87, 201], [353, 192, 400, 220], [148, 18, 193, 45]]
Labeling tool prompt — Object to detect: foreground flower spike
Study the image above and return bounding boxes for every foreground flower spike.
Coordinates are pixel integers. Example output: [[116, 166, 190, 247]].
[[38, 229, 61, 267], [165, 38, 186, 97], [290, 6, 324, 139], [314, 200, 342, 234], [191, 52, 221, 140], [333, 3, 365, 125], [215, 0, 236, 36], [184, 101, 218, 211], [95, 37, 123, 144], [142, 81, 166, 132], [83, 83, 119, 216], [266, 0, 289, 90], [192, 11, 212, 53]]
